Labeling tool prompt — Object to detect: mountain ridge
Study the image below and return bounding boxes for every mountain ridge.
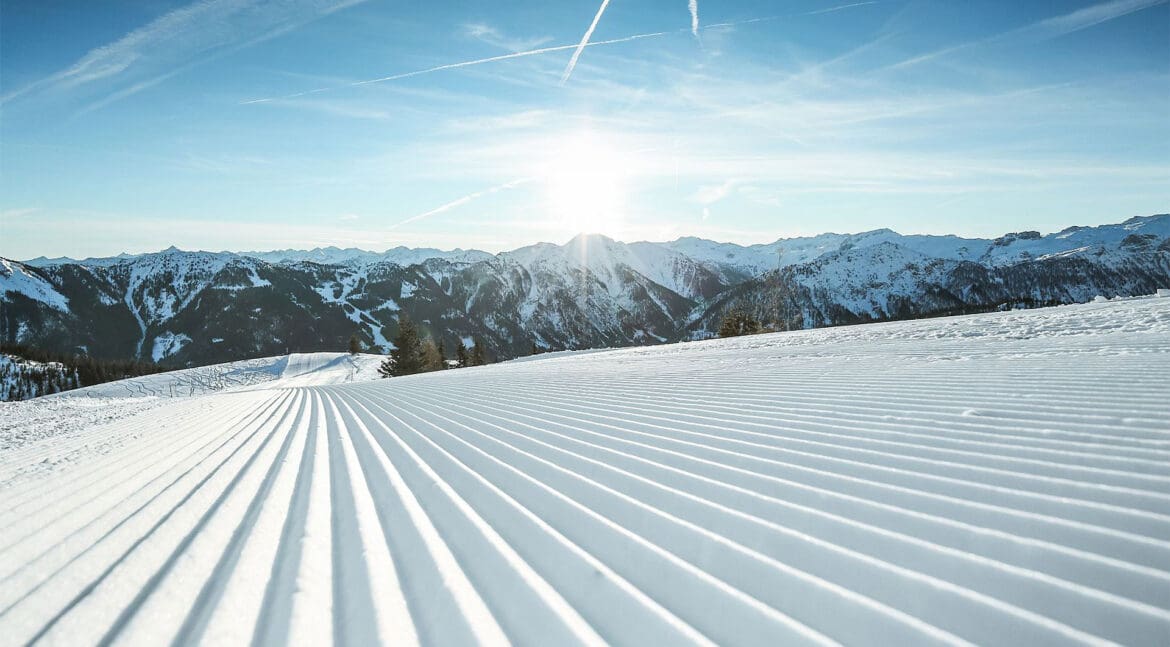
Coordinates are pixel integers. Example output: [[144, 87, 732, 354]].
[[22, 213, 1167, 270], [3, 214, 1168, 367]]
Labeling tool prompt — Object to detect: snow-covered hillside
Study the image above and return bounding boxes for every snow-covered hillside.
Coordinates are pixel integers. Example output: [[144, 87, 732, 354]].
[[1, 299, 1168, 644], [0, 259, 69, 312], [0, 354, 77, 401]]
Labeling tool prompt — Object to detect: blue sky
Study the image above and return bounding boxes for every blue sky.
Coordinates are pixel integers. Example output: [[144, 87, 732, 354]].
[[1, 0, 1167, 259]]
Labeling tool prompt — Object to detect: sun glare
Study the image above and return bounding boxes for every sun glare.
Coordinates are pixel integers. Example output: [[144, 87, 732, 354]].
[[543, 131, 628, 236]]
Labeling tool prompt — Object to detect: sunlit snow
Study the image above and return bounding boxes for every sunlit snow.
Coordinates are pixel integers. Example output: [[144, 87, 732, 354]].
[[1, 299, 1168, 644]]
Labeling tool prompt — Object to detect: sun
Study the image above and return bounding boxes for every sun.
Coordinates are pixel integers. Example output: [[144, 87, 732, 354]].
[[543, 131, 628, 236]]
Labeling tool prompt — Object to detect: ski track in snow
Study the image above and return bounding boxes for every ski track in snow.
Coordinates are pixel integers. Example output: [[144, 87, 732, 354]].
[[1, 299, 1169, 645]]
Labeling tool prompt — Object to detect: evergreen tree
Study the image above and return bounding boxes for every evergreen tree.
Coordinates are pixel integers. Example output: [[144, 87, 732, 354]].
[[348, 333, 362, 355], [420, 339, 443, 372], [455, 340, 468, 368], [531, 341, 539, 356], [380, 316, 423, 377], [470, 337, 487, 366], [718, 309, 762, 338], [436, 339, 448, 369]]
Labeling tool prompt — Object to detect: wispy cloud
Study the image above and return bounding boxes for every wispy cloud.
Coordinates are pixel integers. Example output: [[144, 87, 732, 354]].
[[389, 179, 531, 230], [464, 24, 553, 52], [254, 97, 394, 120], [390, 48, 1169, 218], [76, 67, 190, 115], [693, 180, 738, 205], [445, 110, 553, 132], [1, 0, 368, 108], [561, 0, 612, 85], [889, 0, 1168, 70], [0, 208, 43, 221], [689, 0, 700, 38], [1035, 0, 1168, 36]]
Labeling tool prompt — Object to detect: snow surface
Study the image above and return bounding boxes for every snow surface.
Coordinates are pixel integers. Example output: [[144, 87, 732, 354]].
[[1, 302, 1169, 644], [0, 353, 385, 454]]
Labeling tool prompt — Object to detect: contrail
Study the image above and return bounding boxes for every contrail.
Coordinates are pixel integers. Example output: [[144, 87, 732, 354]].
[[1035, 0, 1167, 36], [389, 178, 530, 230], [689, 0, 700, 37], [243, 30, 666, 104], [560, 0, 612, 85], [242, 4, 878, 105], [704, 2, 878, 29], [805, 1, 879, 16]]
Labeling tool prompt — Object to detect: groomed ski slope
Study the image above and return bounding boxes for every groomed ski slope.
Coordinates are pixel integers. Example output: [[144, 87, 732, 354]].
[[2, 298, 1169, 645], [0, 353, 386, 452]]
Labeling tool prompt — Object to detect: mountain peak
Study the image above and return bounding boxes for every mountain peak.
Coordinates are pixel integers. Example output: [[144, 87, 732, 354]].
[[565, 232, 617, 246], [853, 227, 898, 238]]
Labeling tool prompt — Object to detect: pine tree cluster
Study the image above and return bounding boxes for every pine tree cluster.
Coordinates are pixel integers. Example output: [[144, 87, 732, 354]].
[[0, 343, 169, 401], [718, 309, 763, 338], [0, 356, 78, 401], [378, 317, 490, 378]]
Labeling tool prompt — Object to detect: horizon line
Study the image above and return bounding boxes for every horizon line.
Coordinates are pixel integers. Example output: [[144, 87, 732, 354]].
[[8, 212, 1167, 263]]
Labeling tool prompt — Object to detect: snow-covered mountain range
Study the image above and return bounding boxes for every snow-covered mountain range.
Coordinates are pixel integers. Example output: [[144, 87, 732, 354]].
[[3, 215, 1169, 366]]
